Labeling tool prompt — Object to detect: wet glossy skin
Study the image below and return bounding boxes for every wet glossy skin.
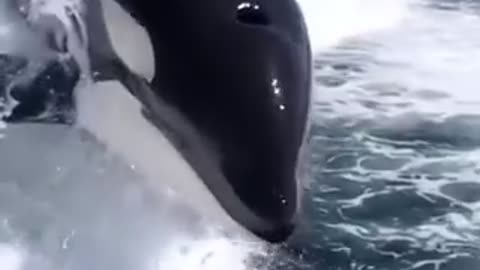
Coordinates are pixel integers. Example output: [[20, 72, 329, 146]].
[[1, 0, 312, 243], [113, 0, 312, 242]]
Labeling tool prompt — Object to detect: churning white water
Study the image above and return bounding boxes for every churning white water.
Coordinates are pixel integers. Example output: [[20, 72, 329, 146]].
[[2, 0, 480, 269], [305, 0, 480, 269]]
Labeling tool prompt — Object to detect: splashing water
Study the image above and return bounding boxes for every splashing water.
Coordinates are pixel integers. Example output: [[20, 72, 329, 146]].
[[297, 0, 412, 50], [0, 244, 23, 270], [299, 0, 480, 269], [3, 0, 480, 270]]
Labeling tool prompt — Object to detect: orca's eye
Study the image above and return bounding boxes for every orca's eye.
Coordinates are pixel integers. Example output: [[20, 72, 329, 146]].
[[236, 2, 270, 26]]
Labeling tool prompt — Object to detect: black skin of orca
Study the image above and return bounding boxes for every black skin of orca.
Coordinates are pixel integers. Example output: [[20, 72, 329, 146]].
[[2, 0, 312, 243], [110, 0, 313, 243]]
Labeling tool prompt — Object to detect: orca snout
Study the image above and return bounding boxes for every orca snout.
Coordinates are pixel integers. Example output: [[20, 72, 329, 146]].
[[216, 5, 312, 241], [216, 41, 310, 242], [89, 0, 312, 243], [221, 140, 300, 242]]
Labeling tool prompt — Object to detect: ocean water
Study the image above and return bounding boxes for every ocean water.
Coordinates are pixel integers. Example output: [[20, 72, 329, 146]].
[[0, 0, 480, 270], [294, 0, 480, 269]]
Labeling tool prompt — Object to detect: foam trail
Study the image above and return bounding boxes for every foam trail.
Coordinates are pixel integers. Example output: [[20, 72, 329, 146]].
[[307, 1, 480, 268], [0, 1, 265, 270], [0, 1, 54, 59], [0, 245, 23, 270], [55, 1, 268, 269], [297, 0, 412, 51], [0, 0, 418, 270]]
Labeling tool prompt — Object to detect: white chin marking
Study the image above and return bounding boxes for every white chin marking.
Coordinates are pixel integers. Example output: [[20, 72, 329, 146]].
[[101, 0, 155, 81], [74, 80, 249, 236]]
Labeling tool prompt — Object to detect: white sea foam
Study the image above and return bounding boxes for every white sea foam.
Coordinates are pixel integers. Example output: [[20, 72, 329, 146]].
[[5, 0, 473, 269], [313, 1, 480, 268], [0, 244, 23, 270]]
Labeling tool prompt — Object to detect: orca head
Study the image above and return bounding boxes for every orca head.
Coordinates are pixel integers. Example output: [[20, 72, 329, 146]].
[[102, 0, 313, 242], [1, 0, 313, 243]]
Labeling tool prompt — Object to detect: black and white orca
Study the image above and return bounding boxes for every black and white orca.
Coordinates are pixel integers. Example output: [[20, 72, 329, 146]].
[[1, 0, 312, 243]]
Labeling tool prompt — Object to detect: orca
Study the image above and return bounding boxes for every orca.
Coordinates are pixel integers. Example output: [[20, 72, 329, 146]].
[[1, 0, 312, 243]]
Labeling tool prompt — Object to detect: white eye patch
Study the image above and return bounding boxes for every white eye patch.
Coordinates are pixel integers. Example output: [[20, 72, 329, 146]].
[[100, 0, 155, 82]]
